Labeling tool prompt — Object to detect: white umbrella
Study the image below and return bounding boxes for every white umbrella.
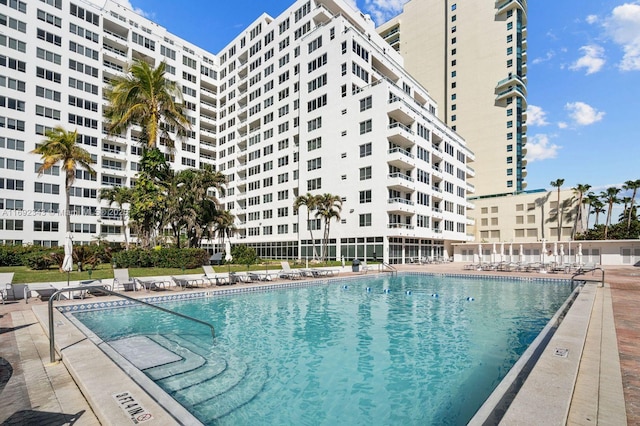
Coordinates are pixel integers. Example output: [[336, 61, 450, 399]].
[[492, 242, 497, 263], [577, 243, 583, 265], [509, 243, 514, 262], [553, 241, 558, 264], [477, 243, 482, 263], [499, 242, 505, 262], [225, 240, 233, 263], [560, 244, 565, 265], [541, 240, 547, 263], [519, 244, 525, 263], [62, 232, 73, 286]]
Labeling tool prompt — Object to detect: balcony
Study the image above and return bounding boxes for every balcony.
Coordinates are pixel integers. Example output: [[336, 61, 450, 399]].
[[387, 223, 414, 230], [387, 98, 415, 127], [387, 172, 415, 191], [387, 197, 414, 213], [496, 85, 527, 106], [495, 73, 527, 95], [387, 147, 415, 169], [466, 165, 476, 177], [387, 122, 414, 148]]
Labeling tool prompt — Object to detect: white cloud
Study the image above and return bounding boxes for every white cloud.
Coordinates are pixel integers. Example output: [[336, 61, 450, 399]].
[[532, 50, 555, 64], [603, 2, 640, 71], [565, 101, 605, 126], [526, 105, 549, 126], [570, 45, 606, 74], [362, 0, 409, 25], [557, 122, 568, 129], [586, 14, 599, 24], [526, 134, 560, 163]]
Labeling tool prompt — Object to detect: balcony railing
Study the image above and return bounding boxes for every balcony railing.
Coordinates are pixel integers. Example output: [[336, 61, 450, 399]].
[[388, 223, 414, 230], [388, 197, 414, 206]]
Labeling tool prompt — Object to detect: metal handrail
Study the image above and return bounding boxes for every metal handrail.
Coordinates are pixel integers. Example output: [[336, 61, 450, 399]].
[[381, 262, 398, 276], [570, 267, 605, 290], [48, 286, 216, 363]]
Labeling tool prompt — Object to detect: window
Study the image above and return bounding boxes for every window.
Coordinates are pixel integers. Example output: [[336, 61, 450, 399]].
[[307, 177, 321, 190], [359, 143, 372, 157], [359, 190, 372, 203], [360, 96, 372, 112], [359, 120, 372, 135], [360, 166, 372, 180], [359, 214, 372, 227]]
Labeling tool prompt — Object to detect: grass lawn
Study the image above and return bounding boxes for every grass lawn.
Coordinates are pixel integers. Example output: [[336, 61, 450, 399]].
[[0, 260, 345, 284]]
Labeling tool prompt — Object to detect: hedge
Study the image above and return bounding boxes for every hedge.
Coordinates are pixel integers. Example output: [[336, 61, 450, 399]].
[[111, 248, 209, 269]]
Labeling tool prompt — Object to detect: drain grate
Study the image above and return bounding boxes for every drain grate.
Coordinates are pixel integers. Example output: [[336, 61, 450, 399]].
[[554, 347, 569, 358]]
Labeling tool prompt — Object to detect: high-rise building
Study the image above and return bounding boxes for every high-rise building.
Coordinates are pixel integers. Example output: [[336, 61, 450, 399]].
[[377, 0, 528, 198], [0, 0, 473, 263]]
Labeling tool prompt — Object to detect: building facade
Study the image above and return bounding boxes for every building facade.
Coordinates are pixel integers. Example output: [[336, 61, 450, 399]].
[[0, 0, 473, 263], [377, 0, 528, 197]]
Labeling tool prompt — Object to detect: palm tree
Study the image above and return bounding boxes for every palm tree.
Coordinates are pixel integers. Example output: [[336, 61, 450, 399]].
[[583, 192, 599, 230], [591, 199, 605, 226], [623, 179, 640, 233], [294, 193, 320, 260], [213, 210, 237, 250], [571, 183, 591, 238], [600, 187, 621, 239], [550, 179, 565, 241], [315, 194, 343, 261], [104, 60, 190, 148], [99, 186, 134, 249], [31, 127, 96, 234]]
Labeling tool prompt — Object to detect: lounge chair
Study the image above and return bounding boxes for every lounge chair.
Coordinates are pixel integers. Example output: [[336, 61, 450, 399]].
[[309, 267, 340, 277], [360, 261, 375, 274], [134, 278, 169, 292], [248, 271, 278, 281], [0, 272, 15, 304], [279, 262, 302, 279], [202, 265, 231, 285], [113, 269, 138, 291]]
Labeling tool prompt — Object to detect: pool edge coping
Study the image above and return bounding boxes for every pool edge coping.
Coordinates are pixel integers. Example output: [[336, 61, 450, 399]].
[[38, 272, 576, 424]]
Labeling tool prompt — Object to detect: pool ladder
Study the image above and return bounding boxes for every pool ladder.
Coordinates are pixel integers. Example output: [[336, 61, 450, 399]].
[[47, 286, 216, 363], [381, 262, 398, 276], [570, 267, 605, 290]]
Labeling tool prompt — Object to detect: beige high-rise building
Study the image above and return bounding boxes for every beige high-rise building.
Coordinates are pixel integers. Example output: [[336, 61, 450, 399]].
[[378, 0, 528, 198]]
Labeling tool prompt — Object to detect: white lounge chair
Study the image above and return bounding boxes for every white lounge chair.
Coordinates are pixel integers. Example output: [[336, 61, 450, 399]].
[[202, 265, 230, 285], [360, 261, 375, 274], [0, 272, 15, 304], [113, 269, 138, 291], [279, 262, 302, 279]]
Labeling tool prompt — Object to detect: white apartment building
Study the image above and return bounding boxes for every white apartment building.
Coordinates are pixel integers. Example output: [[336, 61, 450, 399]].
[[0, 0, 473, 263], [377, 0, 528, 198]]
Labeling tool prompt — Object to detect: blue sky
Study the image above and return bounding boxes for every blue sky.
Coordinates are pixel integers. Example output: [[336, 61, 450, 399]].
[[102, 0, 639, 197]]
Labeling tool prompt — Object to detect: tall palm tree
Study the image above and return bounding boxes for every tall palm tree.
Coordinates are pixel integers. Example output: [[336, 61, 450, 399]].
[[571, 183, 591, 238], [315, 194, 343, 261], [31, 127, 96, 234], [294, 193, 320, 260], [550, 179, 565, 241], [104, 60, 190, 148], [591, 199, 605, 226], [623, 179, 640, 232], [600, 187, 621, 239], [213, 210, 237, 250], [99, 186, 134, 249], [583, 192, 599, 230]]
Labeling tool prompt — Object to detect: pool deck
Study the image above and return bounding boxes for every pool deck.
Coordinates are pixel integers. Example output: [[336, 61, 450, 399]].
[[0, 263, 637, 425]]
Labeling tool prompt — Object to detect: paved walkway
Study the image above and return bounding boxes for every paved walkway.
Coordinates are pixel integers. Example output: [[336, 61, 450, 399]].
[[0, 264, 638, 424]]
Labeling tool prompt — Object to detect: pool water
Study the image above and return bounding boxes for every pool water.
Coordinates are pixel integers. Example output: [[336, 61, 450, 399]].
[[73, 274, 572, 425]]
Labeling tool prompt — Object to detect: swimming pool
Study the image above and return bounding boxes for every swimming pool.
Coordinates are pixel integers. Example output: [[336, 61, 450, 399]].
[[71, 274, 573, 425]]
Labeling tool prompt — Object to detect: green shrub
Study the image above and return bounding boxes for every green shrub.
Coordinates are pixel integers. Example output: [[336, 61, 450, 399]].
[[112, 248, 208, 269], [23, 250, 61, 270]]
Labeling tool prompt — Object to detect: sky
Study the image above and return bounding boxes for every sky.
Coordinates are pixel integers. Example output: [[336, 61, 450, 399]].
[[94, 0, 639, 199]]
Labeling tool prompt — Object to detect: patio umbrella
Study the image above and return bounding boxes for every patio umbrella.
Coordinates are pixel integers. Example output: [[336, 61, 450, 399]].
[[541, 240, 547, 263], [553, 241, 558, 264], [225, 240, 233, 280], [62, 232, 73, 286], [509, 243, 514, 262], [560, 244, 565, 265], [477, 243, 482, 263], [500, 242, 505, 262], [492, 242, 497, 263], [519, 244, 525, 263], [577, 243, 583, 265]]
